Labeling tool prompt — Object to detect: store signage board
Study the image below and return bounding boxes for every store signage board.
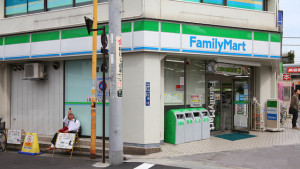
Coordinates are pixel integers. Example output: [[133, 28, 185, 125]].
[[207, 61, 245, 76], [287, 67, 300, 73], [55, 133, 76, 150], [116, 36, 123, 97], [145, 82, 150, 106], [182, 35, 252, 56], [283, 74, 290, 81], [7, 130, 22, 144]]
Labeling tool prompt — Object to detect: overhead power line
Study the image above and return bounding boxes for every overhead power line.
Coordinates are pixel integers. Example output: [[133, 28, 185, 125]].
[[283, 37, 300, 38], [282, 44, 300, 46]]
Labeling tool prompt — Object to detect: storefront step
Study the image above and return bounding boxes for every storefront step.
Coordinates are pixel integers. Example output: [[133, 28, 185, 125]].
[[37, 135, 109, 148], [38, 140, 110, 154]]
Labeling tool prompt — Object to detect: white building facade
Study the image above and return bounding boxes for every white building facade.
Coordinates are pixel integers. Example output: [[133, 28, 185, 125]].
[[0, 0, 281, 154]]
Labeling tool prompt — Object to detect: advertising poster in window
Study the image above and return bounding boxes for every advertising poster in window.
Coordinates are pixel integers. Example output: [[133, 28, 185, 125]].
[[190, 94, 202, 107]]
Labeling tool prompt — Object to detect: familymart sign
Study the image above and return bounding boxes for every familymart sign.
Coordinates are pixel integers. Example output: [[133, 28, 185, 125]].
[[183, 35, 252, 56]]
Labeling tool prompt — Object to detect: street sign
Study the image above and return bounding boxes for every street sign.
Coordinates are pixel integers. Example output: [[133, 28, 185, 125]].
[[283, 74, 290, 81], [146, 82, 150, 106]]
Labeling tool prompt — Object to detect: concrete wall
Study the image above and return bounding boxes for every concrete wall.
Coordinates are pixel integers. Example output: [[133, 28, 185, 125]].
[[145, 0, 278, 31], [160, 58, 165, 142], [10, 62, 64, 135], [0, 63, 11, 128], [0, 1, 143, 35], [0, 0, 277, 35], [256, 65, 276, 108], [123, 52, 164, 146], [0, 0, 4, 19]]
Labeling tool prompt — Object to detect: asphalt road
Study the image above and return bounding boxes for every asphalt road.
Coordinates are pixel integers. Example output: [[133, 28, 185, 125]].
[[0, 151, 186, 169], [0, 151, 97, 169], [3, 144, 300, 169]]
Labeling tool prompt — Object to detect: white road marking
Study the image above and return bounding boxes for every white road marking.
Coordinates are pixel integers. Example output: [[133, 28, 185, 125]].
[[134, 163, 155, 169]]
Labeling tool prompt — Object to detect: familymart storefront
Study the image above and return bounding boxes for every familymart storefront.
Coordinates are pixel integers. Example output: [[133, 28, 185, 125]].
[[159, 22, 281, 136], [1, 20, 280, 153]]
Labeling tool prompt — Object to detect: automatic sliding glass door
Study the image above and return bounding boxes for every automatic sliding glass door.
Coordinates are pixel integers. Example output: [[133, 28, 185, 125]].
[[233, 80, 250, 133]]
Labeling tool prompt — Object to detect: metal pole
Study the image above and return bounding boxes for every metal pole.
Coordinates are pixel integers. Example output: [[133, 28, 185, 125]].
[[102, 27, 107, 163], [109, 0, 123, 165], [90, 0, 97, 159]]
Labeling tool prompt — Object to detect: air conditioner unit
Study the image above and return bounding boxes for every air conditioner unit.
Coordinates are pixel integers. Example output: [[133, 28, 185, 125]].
[[24, 63, 45, 79]]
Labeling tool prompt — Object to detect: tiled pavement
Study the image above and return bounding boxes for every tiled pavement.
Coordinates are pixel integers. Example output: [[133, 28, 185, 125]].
[[145, 120, 300, 159]]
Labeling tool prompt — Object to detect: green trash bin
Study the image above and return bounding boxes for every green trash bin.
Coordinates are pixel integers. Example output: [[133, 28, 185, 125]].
[[165, 109, 185, 144]]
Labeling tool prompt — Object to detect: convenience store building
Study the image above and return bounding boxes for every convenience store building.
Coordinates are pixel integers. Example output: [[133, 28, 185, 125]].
[[0, 0, 281, 154]]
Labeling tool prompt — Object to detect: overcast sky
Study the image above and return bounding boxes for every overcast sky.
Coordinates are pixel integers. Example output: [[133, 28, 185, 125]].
[[279, 0, 300, 62]]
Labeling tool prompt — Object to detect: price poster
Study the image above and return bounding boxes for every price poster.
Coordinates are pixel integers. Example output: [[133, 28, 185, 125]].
[[55, 133, 76, 149], [7, 130, 22, 144], [190, 95, 202, 107]]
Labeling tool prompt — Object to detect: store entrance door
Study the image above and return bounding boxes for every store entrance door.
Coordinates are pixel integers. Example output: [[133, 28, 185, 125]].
[[233, 79, 250, 133], [207, 75, 234, 132]]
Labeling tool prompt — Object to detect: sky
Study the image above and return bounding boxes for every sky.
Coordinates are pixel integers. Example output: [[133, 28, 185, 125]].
[[279, 0, 300, 63]]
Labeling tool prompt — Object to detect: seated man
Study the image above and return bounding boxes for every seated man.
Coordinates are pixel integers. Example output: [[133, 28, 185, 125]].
[[46, 109, 80, 151]]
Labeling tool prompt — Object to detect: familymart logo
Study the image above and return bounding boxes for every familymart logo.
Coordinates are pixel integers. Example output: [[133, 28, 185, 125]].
[[190, 36, 247, 52]]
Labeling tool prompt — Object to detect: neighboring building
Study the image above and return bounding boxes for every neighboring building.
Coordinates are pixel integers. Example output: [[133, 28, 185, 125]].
[[282, 50, 294, 64], [0, 0, 281, 154]]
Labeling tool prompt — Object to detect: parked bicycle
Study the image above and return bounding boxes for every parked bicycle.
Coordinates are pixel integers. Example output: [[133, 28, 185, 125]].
[[0, 118, 7, 152]]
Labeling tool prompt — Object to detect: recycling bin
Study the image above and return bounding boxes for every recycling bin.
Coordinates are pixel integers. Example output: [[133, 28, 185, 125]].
[[192, 111, 202, 141], [200, 109, 210, 139], [164, 109, 185, 144], [184, 111, 194, 143]]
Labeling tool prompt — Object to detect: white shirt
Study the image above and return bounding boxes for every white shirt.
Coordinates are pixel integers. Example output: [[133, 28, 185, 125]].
[[63, 116, 80, 132]]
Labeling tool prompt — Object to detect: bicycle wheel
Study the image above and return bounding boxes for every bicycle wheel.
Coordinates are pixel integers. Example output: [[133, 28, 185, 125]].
[[0, 132, 6, 152]]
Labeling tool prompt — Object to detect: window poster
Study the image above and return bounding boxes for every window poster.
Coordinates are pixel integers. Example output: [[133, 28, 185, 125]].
[[190, 94, 202, 107]]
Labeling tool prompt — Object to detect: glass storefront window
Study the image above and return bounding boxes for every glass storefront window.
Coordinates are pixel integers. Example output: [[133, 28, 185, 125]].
[[65, 59, 109, 137], [164, 58, 185, 105], [186, 60, 206, 107], [164, 58, 206, 108]]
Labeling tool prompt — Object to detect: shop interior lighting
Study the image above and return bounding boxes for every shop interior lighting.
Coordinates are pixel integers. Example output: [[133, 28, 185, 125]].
[[216, 58, 261, 67], [164, 67, 174, 71], [165, 59, 184, 63], [235, 75, 249, 78]]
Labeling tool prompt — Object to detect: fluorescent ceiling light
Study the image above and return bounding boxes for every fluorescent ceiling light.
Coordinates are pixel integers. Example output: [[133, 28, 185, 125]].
[[235, 75, 249, 78], [217, 58, 261, 67], [166, 59, 184, 63]]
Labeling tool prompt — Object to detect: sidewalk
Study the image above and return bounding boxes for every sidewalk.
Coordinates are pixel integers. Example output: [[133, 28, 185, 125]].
[[132, 120, 300, 159]]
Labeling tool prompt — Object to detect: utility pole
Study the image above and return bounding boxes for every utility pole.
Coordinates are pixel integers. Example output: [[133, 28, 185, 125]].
[[90, 0, 98, 159], [109, 0, 123, 165]]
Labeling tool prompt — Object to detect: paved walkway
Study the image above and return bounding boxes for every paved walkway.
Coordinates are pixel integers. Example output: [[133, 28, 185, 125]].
[[133, 120, 300, 159]]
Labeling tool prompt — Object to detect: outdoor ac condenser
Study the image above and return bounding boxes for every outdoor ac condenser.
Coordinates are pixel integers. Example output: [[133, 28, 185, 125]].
[[24, 63, 45, 79]]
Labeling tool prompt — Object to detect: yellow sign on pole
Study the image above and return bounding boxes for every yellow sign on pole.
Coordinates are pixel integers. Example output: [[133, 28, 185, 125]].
[[18, 133, 42, 155]]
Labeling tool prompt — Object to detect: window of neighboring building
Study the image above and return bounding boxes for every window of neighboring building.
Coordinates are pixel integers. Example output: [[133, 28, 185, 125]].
[[5, 0, 108, 17], [181, 0, 265, 11], [227, 0, 263, 11], [47, 0, 73, 10], [203, 0, 224, 5], [29, 0, 44, 13]]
